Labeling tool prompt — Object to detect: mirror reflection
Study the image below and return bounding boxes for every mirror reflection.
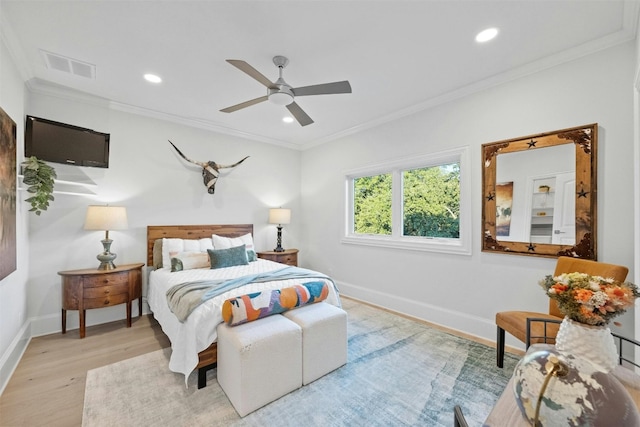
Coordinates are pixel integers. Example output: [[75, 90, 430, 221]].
[[496, 144, 574, 244]]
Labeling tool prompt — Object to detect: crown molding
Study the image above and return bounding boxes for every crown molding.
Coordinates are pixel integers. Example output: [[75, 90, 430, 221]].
[[109, 102, 300, 151], [302, 9, 639, 151], [25, 77, 301, 150]]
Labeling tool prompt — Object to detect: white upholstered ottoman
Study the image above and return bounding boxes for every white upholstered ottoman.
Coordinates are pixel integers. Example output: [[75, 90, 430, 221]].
[[283, 302, 348, 385], [216, 315, 302, 417]]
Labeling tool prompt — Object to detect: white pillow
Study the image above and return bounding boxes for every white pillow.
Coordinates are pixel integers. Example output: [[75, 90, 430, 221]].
[[161, 238, 213, 268], [170, 251, 210, 272], [212, 233, 257, 262]]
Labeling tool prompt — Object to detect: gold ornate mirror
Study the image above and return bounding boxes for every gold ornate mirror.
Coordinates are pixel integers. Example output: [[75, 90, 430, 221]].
[[482, 124, 597, 259]]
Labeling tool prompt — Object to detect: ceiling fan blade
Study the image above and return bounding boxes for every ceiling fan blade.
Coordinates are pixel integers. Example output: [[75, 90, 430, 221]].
[[226, 60, 273, 88], [292, 81, 352, 97], [220, 95, 268, 113], [286, 102, 314, 126]]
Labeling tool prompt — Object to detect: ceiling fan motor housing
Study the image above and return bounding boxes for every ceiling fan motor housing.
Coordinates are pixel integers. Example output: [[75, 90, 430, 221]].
[[268, 84, 294, 105]]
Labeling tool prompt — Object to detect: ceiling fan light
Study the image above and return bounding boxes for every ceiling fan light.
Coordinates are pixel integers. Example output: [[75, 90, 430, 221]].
[[268, 91, 294, 106], [476, 27, 499, 43]]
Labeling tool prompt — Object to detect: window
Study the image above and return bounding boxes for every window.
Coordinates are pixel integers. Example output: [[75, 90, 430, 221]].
[[343, 146, 471, 255]]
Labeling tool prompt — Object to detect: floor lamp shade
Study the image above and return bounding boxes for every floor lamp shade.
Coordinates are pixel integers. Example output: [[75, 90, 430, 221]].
[[269, 208, 291, 252], [84, 206, 128, 270]]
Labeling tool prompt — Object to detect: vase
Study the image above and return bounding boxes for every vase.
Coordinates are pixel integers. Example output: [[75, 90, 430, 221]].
[[555, 316, 618, 373]]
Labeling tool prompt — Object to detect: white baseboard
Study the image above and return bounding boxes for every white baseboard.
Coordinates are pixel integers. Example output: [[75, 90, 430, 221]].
[[30, 299, 151, 338], [1, 300, 152, 396], [0, 320, 31, 396], [337, 279, 525, 351]]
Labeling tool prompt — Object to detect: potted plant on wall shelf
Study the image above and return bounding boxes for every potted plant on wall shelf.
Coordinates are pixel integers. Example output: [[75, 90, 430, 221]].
[[21, 156, 56, 215]]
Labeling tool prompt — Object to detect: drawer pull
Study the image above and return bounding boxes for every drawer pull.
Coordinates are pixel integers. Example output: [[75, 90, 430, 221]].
[[104, 299, 110, 305]]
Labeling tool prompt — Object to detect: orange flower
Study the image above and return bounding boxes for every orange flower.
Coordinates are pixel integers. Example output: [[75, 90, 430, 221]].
[[551, 283, 568, 293], [573, 288, 593, 302]]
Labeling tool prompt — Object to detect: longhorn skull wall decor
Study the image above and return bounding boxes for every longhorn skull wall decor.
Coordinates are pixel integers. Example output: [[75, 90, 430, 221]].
[[168, 140, 249, 194]]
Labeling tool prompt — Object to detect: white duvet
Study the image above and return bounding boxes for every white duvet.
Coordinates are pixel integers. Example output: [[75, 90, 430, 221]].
[[147, 259, 341, 380]]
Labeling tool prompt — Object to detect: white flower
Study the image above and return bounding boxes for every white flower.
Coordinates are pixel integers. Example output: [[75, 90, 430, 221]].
[[588, 291, 608, 308]]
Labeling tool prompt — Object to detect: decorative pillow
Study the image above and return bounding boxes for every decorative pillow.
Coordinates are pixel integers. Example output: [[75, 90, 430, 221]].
[[153, 239, 163, 269], [161, 238, 213, 269], [162, 238, 185, 269], [221, 281, 329, 326], [212, 233, 257, 262], [170, 251, 210, 272], [207, 245, 249, 269]]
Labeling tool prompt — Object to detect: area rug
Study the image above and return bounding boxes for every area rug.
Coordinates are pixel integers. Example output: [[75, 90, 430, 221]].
[[82, 298, 519, 426]]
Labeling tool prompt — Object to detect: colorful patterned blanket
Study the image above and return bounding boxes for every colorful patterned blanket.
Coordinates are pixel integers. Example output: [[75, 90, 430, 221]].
[[221, 281, 329, 326], [166, 266, 336, 322]]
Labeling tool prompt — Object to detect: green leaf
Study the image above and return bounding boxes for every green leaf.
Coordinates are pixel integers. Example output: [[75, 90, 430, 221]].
[[21, 157, 56, 215]]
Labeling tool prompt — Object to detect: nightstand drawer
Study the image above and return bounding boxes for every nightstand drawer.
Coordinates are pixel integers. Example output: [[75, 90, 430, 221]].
[[83, 272, 128, 287], [84, 283, 128, 299], [84, 293, 129, 309], [257, 249, 299, 266], [279, 254, 297, 265]]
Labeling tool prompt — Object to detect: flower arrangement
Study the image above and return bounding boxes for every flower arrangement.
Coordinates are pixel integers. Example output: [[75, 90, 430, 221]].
[[540, 272, 639, 326]]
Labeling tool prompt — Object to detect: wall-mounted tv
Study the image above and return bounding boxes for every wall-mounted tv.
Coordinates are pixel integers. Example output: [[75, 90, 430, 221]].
[[25, 116, 110, 168]]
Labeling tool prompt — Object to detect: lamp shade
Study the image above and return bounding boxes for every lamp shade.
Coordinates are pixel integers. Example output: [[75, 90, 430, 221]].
[[269, 208, 291, 225], [84, 206, 128, 231]]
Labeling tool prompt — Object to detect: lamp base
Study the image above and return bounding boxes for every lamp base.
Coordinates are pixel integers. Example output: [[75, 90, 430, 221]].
[[97, 259, 117, 270], [274, 226, 285, 252], [96, 238, 117, 270]]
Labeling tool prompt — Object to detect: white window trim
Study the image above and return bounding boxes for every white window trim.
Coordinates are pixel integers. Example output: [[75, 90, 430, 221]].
[[342, 146, 472, 256]]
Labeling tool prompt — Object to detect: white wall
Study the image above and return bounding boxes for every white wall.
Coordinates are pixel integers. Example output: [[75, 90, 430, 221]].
[[24, 92, 302, 335], [300, 41, 637, 349], [0, 37, 30, 393], [633, 10, 640, 344]]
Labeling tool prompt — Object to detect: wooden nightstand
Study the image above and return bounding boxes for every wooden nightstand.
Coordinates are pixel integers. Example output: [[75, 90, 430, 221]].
[[257, 249, 298, 266], [58, 263, 144, 338]]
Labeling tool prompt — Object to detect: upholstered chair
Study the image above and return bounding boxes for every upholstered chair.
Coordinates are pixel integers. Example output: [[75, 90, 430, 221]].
[[495, 256, 629, 368]]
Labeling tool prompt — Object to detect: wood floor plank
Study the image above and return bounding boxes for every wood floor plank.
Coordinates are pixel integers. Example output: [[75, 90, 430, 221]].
[[0, 315, 170, 427]]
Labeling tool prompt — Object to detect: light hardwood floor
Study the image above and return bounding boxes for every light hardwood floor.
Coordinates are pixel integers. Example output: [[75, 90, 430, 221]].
[[0, 315, 170, 427]]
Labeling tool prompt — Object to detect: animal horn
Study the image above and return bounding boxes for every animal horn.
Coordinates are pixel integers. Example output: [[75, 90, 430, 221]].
[[168, 140, 207, 168], [217, 156, 250, 169]]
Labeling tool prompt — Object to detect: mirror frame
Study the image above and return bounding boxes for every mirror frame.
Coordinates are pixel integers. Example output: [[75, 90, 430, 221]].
[[481, 123, 597, 260]]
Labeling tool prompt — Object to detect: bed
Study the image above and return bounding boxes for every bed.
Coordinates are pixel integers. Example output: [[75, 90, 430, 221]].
[[146, 224, 341, 388]]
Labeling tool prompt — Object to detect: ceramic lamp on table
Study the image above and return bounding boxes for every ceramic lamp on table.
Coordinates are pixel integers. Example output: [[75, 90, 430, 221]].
[[84, 205, 128, 270]]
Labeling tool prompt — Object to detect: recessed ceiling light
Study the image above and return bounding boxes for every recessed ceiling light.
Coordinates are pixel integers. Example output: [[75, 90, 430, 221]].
[[282, 116, 294, 123], [144, 73, 162, 83], [476, 28, 499, 43]]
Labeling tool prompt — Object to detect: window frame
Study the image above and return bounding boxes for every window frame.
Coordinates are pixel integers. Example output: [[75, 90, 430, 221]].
[[343, 146, 472, 255]]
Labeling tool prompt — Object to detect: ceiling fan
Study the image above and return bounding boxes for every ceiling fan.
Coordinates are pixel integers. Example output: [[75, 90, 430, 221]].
[[220, 56, 352, 126]]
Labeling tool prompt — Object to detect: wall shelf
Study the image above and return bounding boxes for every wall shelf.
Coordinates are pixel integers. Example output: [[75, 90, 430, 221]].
[[18, 176, 97, 196]]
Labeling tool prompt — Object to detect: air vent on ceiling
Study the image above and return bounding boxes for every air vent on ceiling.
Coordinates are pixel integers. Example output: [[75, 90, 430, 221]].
[[40, 50, 96, 79]]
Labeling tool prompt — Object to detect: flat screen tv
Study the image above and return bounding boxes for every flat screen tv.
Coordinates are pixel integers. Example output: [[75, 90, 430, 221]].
[[24, 116, 110, 168]]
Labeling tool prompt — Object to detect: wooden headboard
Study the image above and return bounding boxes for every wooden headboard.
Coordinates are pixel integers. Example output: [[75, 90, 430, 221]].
[[146, 224, 253, 266]]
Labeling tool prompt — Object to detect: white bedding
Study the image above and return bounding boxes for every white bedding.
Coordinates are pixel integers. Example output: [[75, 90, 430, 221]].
[[148, 259, 341, 380]]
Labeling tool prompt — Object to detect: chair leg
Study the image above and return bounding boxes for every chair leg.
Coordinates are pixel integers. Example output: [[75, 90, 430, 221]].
[[454, 405, 469, 427], [497, 326, 505, 368]]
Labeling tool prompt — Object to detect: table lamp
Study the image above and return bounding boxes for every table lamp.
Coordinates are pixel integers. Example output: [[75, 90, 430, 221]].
[[269, 208, 291, 252], [84, 205, 128, 270]]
